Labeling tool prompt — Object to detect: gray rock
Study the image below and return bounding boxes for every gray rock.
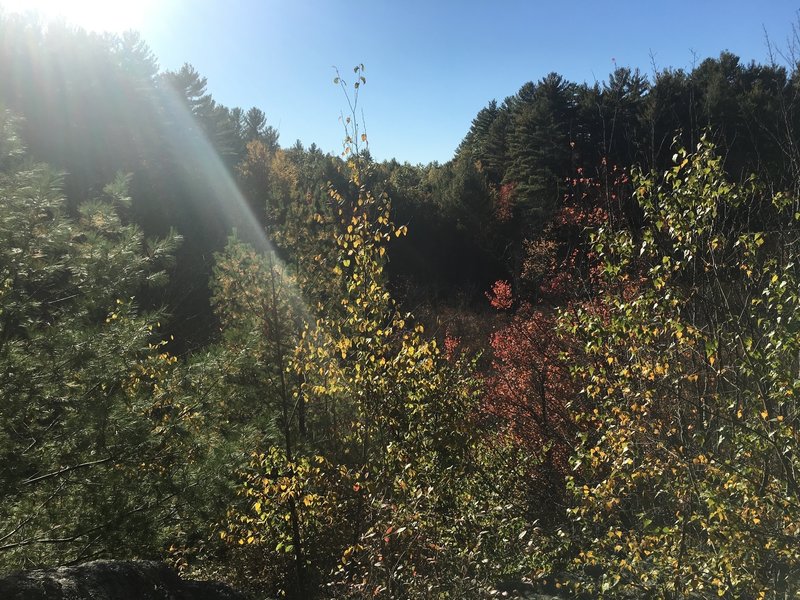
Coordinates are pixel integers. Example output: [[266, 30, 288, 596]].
[[0, 560, 248, 600]]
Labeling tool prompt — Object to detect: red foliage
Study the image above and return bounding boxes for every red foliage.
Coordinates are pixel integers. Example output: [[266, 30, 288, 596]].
[[518, 161, 631, 302], [480, 158, 634, 511], [495, 182, 516, 223], [443, 332, 461, 361], [485, 279, 513, 310], [484, 301, 579, 489]]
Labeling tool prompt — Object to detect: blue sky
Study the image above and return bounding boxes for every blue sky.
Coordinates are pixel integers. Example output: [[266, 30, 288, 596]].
[[5, 1, 800, 164]]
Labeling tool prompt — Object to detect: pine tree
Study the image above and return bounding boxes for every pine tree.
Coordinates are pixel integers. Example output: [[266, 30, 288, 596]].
[[456, 99, 500, 165], [0, 111, 188, 569]]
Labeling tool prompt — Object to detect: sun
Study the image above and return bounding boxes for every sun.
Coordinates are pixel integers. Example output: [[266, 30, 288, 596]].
[[0, 0, 158, 33]]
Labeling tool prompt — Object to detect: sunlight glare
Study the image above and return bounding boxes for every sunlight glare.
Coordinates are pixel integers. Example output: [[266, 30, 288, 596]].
[[0, 0, 158, 33]]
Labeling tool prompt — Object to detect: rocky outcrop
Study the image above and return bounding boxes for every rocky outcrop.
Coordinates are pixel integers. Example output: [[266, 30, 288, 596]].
[[0, 560, 248, 600]]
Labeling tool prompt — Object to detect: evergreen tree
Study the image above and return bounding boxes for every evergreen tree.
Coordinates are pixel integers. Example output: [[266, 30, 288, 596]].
[[599, 67, 648, 167], [455, 99, 500, 165], [243, 106, 280, 150], [0, 111, 189, 569], [501, 74, 575, 286]]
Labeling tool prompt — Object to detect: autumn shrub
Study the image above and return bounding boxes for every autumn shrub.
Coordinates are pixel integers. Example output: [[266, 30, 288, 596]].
[[556, 140, 800, 597], [215, 73, 534, 594]]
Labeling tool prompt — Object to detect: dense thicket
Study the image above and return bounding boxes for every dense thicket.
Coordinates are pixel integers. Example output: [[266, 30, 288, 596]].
[[4, 11, 800, 599]]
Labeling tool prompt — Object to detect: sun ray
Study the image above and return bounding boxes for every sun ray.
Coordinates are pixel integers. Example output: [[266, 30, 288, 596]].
[[0, 0, 158, 33]]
